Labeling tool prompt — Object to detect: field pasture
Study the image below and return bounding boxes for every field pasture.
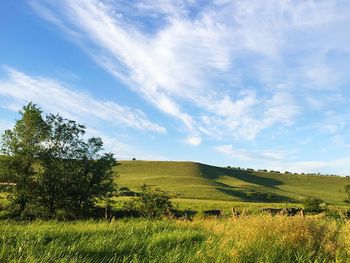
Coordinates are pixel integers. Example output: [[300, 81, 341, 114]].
[[1, 160, 350, 262], [116, 161, 350, 206]]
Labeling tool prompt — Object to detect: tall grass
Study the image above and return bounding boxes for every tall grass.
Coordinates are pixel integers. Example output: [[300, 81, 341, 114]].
[[185, 215, 348, 262], [0, 220, 217, 263], [0, 215, 349, 262]]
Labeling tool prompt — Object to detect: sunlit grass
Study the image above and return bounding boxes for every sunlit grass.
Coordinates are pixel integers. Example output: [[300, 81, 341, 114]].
[[115, 161, 350, 205], [1, 215, 349, 262]]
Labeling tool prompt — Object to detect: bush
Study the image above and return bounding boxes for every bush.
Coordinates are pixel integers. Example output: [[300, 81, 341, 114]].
[[345, 185, 350, 203], [303, 197, 324, 212], [123, 184, 173, 218]]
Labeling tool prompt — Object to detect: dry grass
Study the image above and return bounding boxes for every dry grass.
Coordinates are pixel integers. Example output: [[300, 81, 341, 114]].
[[180, 215, 348, 262], [0, 215, 349, 262]]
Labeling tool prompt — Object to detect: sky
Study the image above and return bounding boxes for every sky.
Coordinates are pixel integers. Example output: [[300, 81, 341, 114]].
[[1, 0, 350, 175]]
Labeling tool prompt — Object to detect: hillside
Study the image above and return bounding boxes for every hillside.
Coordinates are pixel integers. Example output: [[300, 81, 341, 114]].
[[115, 161, 350, 205]]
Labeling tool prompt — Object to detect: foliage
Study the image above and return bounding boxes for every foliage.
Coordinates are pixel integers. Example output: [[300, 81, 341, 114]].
[[345, 184, 350, 203], [124, 184, 173, 218], [0, 103, 116, 219], [302, 197, 324, 212], [0, 103, 49, 217], [37, 114, 116, 218]]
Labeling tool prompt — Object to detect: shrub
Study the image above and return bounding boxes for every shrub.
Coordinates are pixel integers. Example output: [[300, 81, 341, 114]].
[[123, 184, 173, 218], [303, 197, 324, 212], [345, 185, 350, 203]]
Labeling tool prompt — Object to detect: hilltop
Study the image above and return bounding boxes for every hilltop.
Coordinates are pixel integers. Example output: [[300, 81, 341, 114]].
[[115, 161, 350, 205]]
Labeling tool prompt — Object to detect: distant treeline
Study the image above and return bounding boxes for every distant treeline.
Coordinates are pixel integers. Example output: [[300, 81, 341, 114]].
[[225, 166, 349, 178]]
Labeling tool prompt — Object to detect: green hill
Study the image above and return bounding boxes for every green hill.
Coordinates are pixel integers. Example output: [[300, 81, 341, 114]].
[[115, 161, 350, 205]]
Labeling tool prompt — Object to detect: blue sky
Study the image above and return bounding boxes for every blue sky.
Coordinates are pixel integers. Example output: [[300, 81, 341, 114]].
[[1, 0, 350, 175]]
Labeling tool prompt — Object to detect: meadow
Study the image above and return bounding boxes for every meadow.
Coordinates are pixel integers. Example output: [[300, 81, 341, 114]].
[[116, 161, 350, 205], [1, 160, 350, 262], [1, 215, 350, 262]]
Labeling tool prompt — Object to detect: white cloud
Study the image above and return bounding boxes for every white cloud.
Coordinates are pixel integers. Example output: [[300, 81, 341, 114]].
[[0, 66, 165, 134], [185, 135, 202, 146], [28, 0, 350, 160], [215, 144, 350, 175], [263, 92, 299, 126], [30, 0, 314, 142], [85, 127, 166, 160], [215, 144, 286, 161], [269, 158, 350, 176]]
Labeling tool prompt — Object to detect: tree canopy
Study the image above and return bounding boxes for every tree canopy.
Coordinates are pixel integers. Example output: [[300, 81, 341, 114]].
[[0, 103, 116, 219]]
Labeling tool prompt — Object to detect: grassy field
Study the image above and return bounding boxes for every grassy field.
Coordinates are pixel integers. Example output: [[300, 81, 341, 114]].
[[1, 216, 350, 262], [115, 161, 350, 205], [1, 160, 349, 213], [1, 161, 350, 262]]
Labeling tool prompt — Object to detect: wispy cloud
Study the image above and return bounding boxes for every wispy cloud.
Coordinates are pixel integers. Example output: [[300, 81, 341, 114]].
[[27, 0, 350, 181], [31, 0, 348, 145], [185, 135, 202, 146], [215, 144, 350, 175], [85, 127, 167, 160], [215, 144, 287, 162], [0, 66, 165, 134], [272, 159, 350, 176]]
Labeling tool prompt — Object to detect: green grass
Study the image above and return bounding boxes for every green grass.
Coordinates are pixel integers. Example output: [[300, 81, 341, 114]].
[[1, 216, 349, 262], [0, 192, 8, 207], [171, 198, 302, 215], [113, 196, 302, 216], [115, 161, 350, 206], [1, 160, 349, 262], [0, 220, 221, 262]]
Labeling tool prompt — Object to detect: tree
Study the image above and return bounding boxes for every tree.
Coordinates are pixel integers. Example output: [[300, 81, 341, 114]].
[[124, 184, 173, 218], [303, 197, 324, 212], [0, 103, 49, 217], [0, 103, 116, 218], [38, 114, 116, 218], [345, 185, 350, 203]]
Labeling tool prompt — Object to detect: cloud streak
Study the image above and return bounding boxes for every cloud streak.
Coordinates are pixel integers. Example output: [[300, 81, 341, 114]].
[[215, 144, 350, 175], [26, 0, 350, 174], [30, 0, 344, 144], [0, 66, 165, 134], [215, 144, 286, 162]]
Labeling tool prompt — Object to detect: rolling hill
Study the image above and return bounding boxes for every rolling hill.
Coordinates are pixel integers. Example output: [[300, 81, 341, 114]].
[[115, 161, 350, 205]]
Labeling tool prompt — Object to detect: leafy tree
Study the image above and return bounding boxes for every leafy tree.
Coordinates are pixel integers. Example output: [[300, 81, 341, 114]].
[[303, 197, 324, 212], [0, 103, 116, 218], [0, 103, 49, 217], [124, 184, 173, 218], [345, 184, 350, 203], [38, 114, 116, 218]]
